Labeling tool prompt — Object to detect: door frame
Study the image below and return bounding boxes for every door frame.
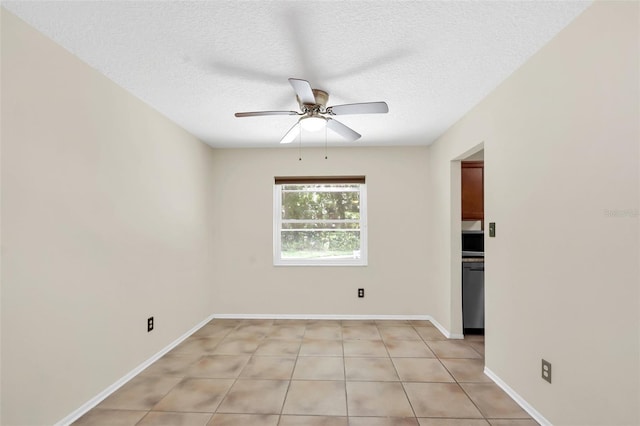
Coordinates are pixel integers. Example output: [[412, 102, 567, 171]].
[[449, 142, 484, 336]]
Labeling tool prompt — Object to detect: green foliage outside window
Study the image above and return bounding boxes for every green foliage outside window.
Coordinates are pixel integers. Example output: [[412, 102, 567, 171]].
[[280, 184, 361, 258]]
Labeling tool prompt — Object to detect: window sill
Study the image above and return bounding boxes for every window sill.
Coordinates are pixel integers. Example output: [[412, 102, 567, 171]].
[[273, 260, 368, 267]]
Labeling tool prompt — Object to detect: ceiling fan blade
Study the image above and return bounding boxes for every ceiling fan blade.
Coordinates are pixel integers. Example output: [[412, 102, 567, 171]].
[[235, 111, 299, 117], [326, 118, 361, 142], [288, 78, 316, 105], [280, 122, 301, 144], [329, 102, 389, 115]]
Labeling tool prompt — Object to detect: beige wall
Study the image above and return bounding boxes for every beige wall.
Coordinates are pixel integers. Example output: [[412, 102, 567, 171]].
[[1, 9, 217, 425], [427, 2, 639, 425], [210, 147, 432, 316]]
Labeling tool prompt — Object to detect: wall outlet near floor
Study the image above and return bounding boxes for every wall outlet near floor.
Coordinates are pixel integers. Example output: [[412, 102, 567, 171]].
[[541, 359, 552, 383], [147, 316, 154, 332], [358, 288, 365, 298]]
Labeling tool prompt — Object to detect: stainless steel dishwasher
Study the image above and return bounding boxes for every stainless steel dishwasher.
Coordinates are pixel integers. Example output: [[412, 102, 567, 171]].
[[462, 261, 485, 334]]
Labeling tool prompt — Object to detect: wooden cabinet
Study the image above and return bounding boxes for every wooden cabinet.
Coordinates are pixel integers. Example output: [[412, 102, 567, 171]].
[[461, 161, 484, 221]]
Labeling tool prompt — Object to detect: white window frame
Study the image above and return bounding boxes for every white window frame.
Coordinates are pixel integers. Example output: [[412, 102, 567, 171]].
[[273, 181, 368, 266]]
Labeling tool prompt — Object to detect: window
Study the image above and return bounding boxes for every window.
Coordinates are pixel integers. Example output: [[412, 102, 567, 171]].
[[274, 176, 367, 266]]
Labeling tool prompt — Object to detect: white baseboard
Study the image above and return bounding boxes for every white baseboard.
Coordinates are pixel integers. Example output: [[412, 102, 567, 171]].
[[484, 367, 552, 426], [55, 314, 215, 426], [212, 313, 432, 322], [427, 316, 464, 339]]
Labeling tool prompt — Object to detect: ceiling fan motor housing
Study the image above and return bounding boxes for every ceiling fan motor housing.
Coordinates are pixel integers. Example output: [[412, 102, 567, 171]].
[[298, 89, 329, 110]]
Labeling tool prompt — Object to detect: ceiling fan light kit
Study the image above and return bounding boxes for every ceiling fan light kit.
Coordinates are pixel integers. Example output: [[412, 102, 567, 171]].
[[300, 116, 326, 132], [234, 78, 388, 145]]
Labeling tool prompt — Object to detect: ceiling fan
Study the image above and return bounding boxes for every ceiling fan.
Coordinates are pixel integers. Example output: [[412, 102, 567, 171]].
[[235, 78, 389, 144]]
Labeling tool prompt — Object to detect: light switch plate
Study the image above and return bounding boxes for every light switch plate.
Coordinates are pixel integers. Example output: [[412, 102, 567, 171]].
[[489, 222, 496, 237]]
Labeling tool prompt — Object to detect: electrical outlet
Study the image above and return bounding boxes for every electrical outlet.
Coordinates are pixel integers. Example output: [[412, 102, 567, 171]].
[[147, 316, 154, 332], [541, 359, 552, 383], [358, 288, 365, 298]]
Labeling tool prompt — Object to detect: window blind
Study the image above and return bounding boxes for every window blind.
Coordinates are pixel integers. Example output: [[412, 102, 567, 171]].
[[274, 176, 366, 185]]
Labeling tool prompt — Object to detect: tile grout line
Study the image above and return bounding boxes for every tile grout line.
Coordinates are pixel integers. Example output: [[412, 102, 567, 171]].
[[393, 324, 424, 422], [134, 410, 215, 425], [225, 319, 294, 421], [433, 333, 491, 423], [341, 327, 350, 420], [132, 409, 152, 426], [206, 321, 253, 419], [276, 323, 305, 425], [413, 321, 491, 423]]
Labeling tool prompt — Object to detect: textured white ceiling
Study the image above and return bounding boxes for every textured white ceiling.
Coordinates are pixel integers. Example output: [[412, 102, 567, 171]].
[[2, 1, 592, 148]]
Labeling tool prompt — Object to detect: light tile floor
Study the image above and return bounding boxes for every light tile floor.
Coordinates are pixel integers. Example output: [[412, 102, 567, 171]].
[[74, 319, 539, 426]]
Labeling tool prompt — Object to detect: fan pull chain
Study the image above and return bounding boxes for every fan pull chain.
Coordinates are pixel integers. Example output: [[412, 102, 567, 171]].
[[298, 124, 302, 161], [324, 124, 328, 160]]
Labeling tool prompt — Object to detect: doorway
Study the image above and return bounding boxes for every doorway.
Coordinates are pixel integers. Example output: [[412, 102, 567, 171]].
[[461, 150, 484, 336], [449, 145, 484, 338]]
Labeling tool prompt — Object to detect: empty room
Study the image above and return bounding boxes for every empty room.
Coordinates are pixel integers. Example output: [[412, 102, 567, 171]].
[[1, 1, 638, 426]]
